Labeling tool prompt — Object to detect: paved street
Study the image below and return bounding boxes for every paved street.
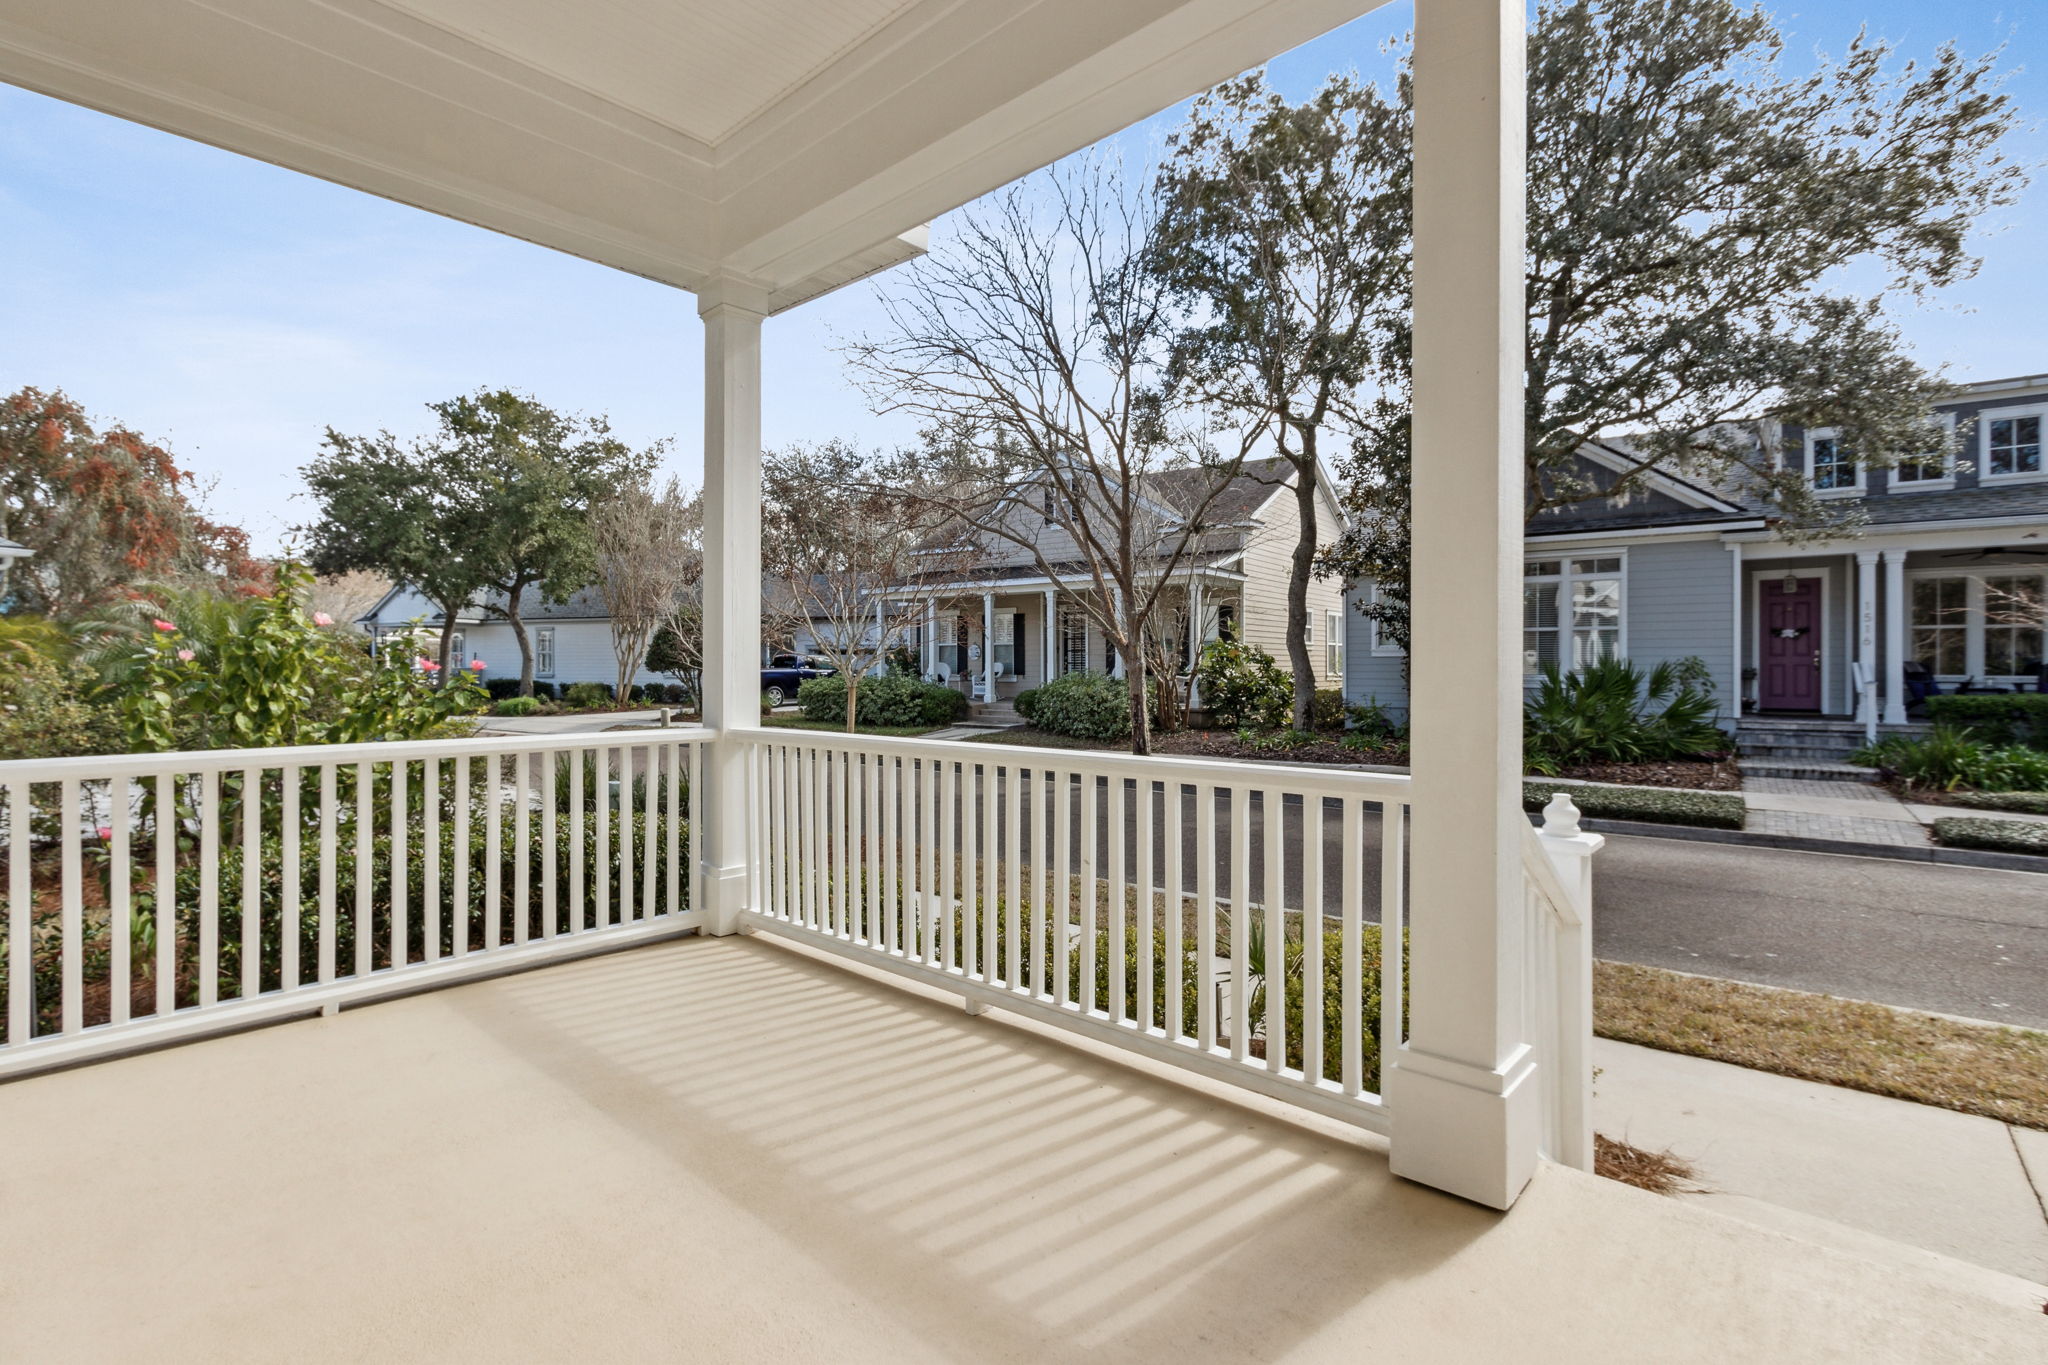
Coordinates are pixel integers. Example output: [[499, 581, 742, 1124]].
[[1591, 834, 2048, 1029]]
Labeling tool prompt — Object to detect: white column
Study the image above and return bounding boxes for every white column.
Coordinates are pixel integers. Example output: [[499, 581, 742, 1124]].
[[1389, 0, 1536, 1211], [1726, 543, 1745, 719], [1856, 550, 1879, 729], [1187, 576, 1205, 709], [982, 591, 996, 702], [1042, 587, 1056, 681], [698, 276, 767, 936], [1109, 585, 1125, 678], [922, 599, 937, 678], [1882, 548, 1908, 725]]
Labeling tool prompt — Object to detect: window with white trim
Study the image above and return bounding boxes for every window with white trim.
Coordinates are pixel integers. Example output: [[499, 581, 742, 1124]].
[[1892, 414, 1956, 487], [1523, 556, 1624, 676], [1303, 612, 1314, 647], [1325, 610, 1344, 678], [534, 627, 555, 677], [1363, 582, 1405, 657], [1982, 407, 2045, 481], [1060, 610, 1088, 675], [1911, 571, 2047, 680], [1806, 429, 1859, 493]]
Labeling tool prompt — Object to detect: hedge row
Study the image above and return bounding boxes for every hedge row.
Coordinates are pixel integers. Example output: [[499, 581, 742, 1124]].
[[1932, 816, 2048, 856], [1947, 790, 2048, 816], [484, 678, 694, 705], [795, 673, 969, 727], [1522, 781, 1746, 830], [1922, 694, 2048, 749]]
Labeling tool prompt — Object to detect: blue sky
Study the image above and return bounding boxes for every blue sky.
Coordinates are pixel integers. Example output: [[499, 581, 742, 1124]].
[[0, 1, 2040, 554]]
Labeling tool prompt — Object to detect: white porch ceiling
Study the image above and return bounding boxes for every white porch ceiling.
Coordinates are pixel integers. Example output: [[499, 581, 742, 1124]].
[[0, 0, 1385, 311]]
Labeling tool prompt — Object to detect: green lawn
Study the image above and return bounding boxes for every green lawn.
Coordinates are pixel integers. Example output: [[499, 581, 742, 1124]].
[[762, 716, 946, 738]]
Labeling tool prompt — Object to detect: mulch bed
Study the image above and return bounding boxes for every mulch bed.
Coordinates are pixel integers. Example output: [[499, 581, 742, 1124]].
[[1554, 757, 1741, 791]]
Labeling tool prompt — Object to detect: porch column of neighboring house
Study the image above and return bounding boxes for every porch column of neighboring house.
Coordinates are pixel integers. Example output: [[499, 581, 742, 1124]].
[[1882, 548, 1909, 724], [1187, 575, 1205, 709], [982, 591, 996, 702], [697, 276, 767, 936], [1856, 550, 1880, 728], [1043, 587, 1057, 682], [1389, 0, 1537, 1210], [922, 599, 936, 677], [1109, 585, 1125, 678]]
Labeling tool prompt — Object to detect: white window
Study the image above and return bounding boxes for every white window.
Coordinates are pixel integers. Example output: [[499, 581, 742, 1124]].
[[1911, 571, 2048, 680], [992, 611, 1020, 677], [1303, 613, 1314, 647], [1805, 428, 1860, 494], [534, 627, 555, 677], [1060, 610, 1088, 674], [1891, 414, 1956, 488], [1523, 555, 1625, 676], [1981, 406, 2045, 482], [1325, 610, 1344, 678], [1363, 583, 1405, 657]]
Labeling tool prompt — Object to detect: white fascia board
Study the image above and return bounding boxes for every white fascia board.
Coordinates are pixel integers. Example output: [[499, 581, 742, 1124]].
[[1577, 438, 1749, 514], [1725, 517, 2048, 558], [1528, 519, 1766, 546]]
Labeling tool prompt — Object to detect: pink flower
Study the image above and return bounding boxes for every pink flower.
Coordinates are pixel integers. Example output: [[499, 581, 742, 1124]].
[[468, 659, 486, 671], [421, 660, 442, 673], [152, 619, 176, 633], [312, 611, 334, 627], [95, 825, 113, 841], [176, 649, 195, 662]]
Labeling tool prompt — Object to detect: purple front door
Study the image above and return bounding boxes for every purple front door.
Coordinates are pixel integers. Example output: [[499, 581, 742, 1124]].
[[1759, 577, 1823, 711]]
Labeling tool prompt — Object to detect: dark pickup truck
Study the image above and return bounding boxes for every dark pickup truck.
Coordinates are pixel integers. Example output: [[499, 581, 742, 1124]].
[[760, 655, 837, 707]]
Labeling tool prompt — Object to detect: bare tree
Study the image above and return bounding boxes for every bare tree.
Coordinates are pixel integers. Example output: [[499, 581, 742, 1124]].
[[763, 441, 976, 730], [591, 476, 700, 702], [847, 161, 1262, 754]]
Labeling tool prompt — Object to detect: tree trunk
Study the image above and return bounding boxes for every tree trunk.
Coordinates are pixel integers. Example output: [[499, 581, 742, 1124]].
[[504, 587, 534, 696], [845, 676, 859, 733], [1126, 655, 1151, 756], [1286, 453, 1320, 729], [436, 614, 459, 688]]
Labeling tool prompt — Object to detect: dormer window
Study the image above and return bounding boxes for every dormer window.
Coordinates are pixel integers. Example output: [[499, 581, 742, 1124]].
[[1806, 429, 1859, 494], [1892, 414, 1956, 489]]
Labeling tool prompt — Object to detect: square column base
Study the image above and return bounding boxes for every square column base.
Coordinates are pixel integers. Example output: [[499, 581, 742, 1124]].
[[700, 863, 750, 937], [1386, 1045, 1541, 1210]]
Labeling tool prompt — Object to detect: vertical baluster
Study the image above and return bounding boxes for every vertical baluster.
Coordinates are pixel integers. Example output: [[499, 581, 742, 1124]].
[[776, 743, 794, 922], [1004, 764, 1021, 992], [281, 766, 300, 993], [1137, 776, 1155, 1032], [865, 751, 882, 945], [515, 751, 532, 945], [665, 741, 680, 917], [594, 747, 610, 931], [318, 765, 336, 987], [981, 761, 998, 983], [1107, 770, 1125, 1023], [423, 757, 440, 962], [484, 753, 503, 948], [611, 747, 629, 927], [835, 749, 850, 939], [1303, 793, 1325, 1085], [922, 758, 940, 961], [7, 781, 30, 1041], [543, 747, 558, 936], [1228, 782, 1251, 1062], [1343, 798, 1366, 1097], [568, 750, 584, 933], [810, 747, 827, 932], [689, 740, 704, 922], [453, 755, 471, 955], [938, 758, 956, 970], [1165, 780, 1184, 1043], [1197, 783, 1218, 1050], [882, 754, 899, 952], [1052, 768, 1070, 1007], [1373, 802, 1404, 1097], [155, 774, 176, 1016], [110, 776, 132, 1025], [354, 763, 373, 977], [643, 745, 658, 920], [1263, 786, 1284, 1073], [390, 758, 407, 970], [1078, 769, 1097, 1015], [198, 769, 220, 1006], [238, 766, 260, 1001], [1031, 767, 1050, 1000], [59, 778, 83, 1033]]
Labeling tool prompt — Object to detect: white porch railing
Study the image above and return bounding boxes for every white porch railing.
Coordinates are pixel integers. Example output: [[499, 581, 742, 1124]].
[[738, 731, 1411, 1131], [1523, 794, 1602, 1171], [0, 729, 710, 1078]]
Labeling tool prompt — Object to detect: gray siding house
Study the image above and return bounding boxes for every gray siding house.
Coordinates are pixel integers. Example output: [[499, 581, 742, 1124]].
[[1345, 373, 2048, 728]]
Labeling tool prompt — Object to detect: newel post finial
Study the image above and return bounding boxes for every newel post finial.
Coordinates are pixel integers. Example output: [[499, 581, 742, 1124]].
[[1541, 792, 1582, 838]]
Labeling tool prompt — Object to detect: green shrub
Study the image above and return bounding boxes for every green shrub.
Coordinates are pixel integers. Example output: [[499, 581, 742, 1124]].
[[563, 681, 611, 709], [1014, 687, 1041, 724], [1922, 694, 2048, 749], [1852, 727, 2048, 792], [1346, 696, 1405, 742], [1027, 670, 1130, 741], [796, 673, 968, 727], [1309, 687, 1345, 731], [0, 640, 120, 759], [1523, 657, 1725, 775], [494, 696, 540, 717], [1195, 640, 1291, 729], [1932, 816, 2048, 856], [1947, 791, 2048, 815], [1523, 781, 1744, 830]]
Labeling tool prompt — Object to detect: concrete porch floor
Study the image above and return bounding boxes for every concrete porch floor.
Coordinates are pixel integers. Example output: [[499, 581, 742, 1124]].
[[1, 936, 2040, 1363]]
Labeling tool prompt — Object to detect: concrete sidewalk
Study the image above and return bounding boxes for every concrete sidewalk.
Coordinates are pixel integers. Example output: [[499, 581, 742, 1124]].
[[1593, 1037, 2048, 1284]]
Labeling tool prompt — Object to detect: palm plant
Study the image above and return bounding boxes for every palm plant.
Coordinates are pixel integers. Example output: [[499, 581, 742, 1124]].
[[1524, 657, 1725, 775]]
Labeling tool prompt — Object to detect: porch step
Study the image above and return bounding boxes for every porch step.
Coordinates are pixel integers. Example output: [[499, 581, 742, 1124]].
[[1735, 719, 1927, 763], [1739, 758, 1883, 784], [967, 702, 1024, 727]]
